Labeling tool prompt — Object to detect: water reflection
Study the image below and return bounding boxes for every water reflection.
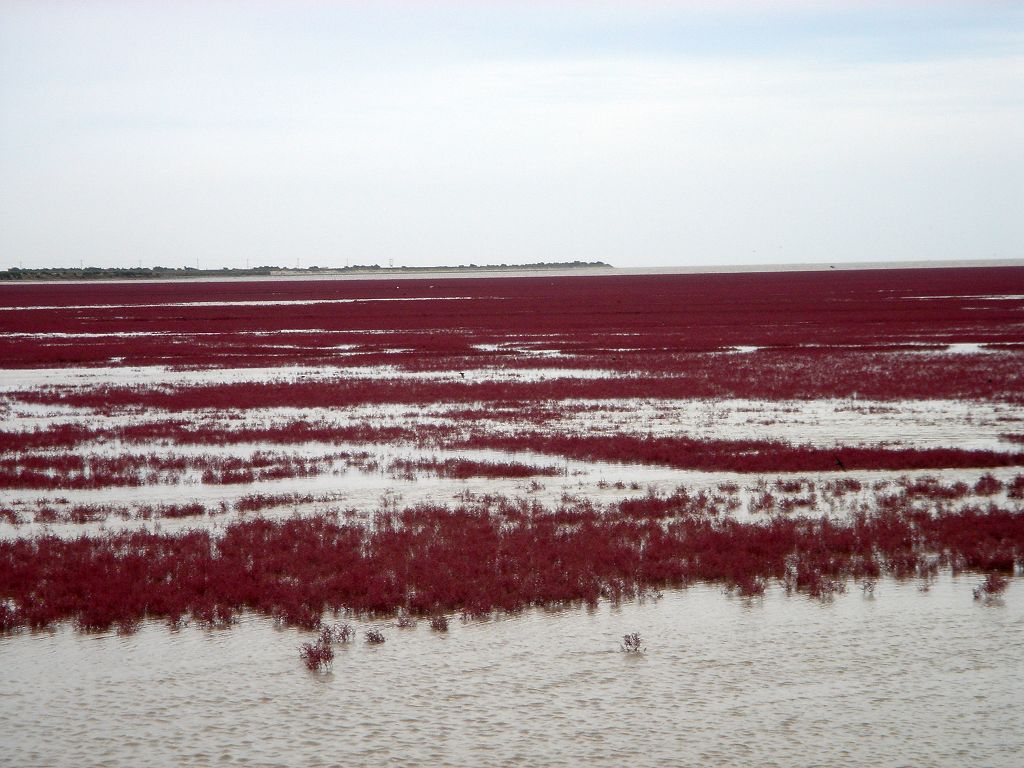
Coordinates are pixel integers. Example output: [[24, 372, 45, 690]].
[[2, 574, 1020, 767]]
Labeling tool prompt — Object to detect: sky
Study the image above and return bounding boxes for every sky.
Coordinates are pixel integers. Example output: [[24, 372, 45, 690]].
[[0, 0, 1021, 270]]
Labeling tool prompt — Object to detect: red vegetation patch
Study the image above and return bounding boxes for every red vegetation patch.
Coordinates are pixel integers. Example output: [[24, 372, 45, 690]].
[[0, 495, 1020, 635], [1009, 475, 1024, 499], [452, 431, 1024, 473], [235, 493, 317, 513], [0, 451, 330, 489], [0, 508, 22, 526], [897, 476, 971, 500], [388, 457, 564, 479], [974, 474, 1003, 496], [10, 420, 1017, 474], [3, 268, 1024, 369], [973, 573, 1009, 600], [13, 350, 1024, 412], [0, 421, 411, 453], [145, 503, 206, 519], [2, 270, 1022, 640], [300, 626, 335, 671]]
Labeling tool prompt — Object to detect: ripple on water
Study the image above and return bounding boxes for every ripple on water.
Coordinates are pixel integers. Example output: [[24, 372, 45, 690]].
[[0, 575, 1022, 767]]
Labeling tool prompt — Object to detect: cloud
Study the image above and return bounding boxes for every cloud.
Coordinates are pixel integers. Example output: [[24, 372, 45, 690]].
[[0, 1, 1020, 267]]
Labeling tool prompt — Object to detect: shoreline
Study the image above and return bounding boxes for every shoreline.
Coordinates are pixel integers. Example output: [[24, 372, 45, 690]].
[[1, 258, 1021, 285]]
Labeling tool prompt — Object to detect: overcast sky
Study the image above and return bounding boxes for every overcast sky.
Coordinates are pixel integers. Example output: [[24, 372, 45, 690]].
[[1, 1, 1021, 269]]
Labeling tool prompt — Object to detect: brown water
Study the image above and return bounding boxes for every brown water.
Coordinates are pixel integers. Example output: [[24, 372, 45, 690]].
[[2, 574, 1020, 767]]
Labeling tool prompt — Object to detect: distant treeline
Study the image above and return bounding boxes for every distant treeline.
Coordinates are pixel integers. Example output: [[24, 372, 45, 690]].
[[0, 261, 611, 281]]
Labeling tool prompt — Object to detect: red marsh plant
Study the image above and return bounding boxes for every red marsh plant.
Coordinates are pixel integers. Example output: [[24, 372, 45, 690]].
[[235, 493, 317, 513], [1008, 475, 1024, 499], [0, 509, 22, 526], [147, 503, 206, 519], [898, 476, 971, 501], [388, 457, 564, 480], [0, 451, 326, 490], [974, 473, 1003, 496], [823, 478, 863, 497], [12, 339, 1024, 412], [973, 573, 1009, 601], [327, 623, 355, 644], [620, 633, 645, 653], [0, 602, 20, 632], [300, 627, 335, 671], [33, 507, 60, 524], [0, 494, 1021, 636]]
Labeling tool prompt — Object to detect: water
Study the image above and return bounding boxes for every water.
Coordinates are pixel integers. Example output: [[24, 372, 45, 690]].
[[2, 574, 1020, 767]]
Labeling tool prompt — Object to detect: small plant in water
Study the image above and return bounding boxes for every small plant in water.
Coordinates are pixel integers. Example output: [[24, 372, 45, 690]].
[[429, 615, 449, 632], [365, 628, 386, 644], [300, 627, 335, 671], [395, 614, 416, 629], [620, 632, 645, 654], [973, 573, 1009, 601], [327, 622, 355, 644], [0, 603, 21, 633], [860, 579, 877, 596]]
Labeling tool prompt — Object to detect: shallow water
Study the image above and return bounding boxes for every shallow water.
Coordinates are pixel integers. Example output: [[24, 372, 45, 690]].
[[1, 574, 1020, 767], [3, 439, 1019, 539], [3, 272, 1023, 766]]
